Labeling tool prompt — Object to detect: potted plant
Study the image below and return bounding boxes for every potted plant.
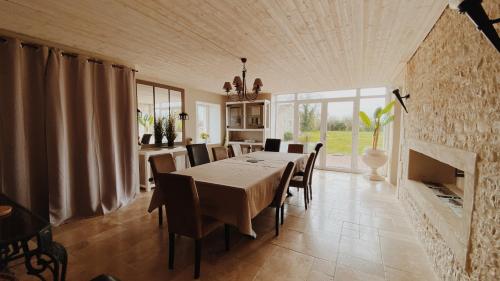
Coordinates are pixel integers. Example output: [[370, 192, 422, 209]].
[[200, 132, 210, 143], [165, 115, 177, 147], [154, 117, 165, 146], [359, 101, 395, 181]]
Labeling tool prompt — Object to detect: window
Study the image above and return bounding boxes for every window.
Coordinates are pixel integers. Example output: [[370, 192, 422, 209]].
[[196, 102, 221, 144], [276, 103, 294, 151], [273, 86, 390, 173], [137, 84, 154, 143], [136, 80, 185, 144]]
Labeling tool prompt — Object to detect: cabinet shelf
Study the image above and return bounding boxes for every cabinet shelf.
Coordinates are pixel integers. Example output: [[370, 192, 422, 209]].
[[226, 100, 270, 146]]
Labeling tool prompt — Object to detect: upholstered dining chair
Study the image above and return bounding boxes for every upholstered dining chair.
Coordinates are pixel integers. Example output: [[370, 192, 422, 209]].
[[159, 173, 230, 279], [212, 146, 229, 161], [294, 143, 323, 200], [309, 143, 323, 199], [252, 145, 264, 152], [240, 144, 251, 154], [289, 152, 315, 210], [148, 153, 177, 226], [270, 162, 295, 236], [287, 144, 304, 154], [186, 144, 210, 167], [264, 138, 281, 152], [229, 144, 243, 157]]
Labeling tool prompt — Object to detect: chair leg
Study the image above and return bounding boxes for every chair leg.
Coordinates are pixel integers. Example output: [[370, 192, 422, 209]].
[[224, 224, 230, 251], [275, 207, 280, 236], [309, 182, 313, 200], [168, 233, 175, 270], [304, 187, 308, 210], [194, 239, 201, 279], [158, 205, 163, 226], [280, 205, 285, 225]]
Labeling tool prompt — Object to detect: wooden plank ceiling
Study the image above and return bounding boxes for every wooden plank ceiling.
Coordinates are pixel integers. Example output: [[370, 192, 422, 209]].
[[0, 0, 447, 94]]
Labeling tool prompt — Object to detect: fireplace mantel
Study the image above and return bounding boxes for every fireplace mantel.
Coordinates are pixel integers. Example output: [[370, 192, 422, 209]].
[[401, 139, 477, 272]]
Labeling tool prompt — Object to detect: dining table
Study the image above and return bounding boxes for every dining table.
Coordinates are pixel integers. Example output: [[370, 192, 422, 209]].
[[148, 151, 308, 237]]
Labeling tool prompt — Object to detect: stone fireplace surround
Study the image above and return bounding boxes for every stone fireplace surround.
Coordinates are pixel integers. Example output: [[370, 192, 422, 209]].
[[400, 139, 477, 272]]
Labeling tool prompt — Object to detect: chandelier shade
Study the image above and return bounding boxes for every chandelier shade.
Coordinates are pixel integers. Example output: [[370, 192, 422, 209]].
[[223, 58, 262, 101]]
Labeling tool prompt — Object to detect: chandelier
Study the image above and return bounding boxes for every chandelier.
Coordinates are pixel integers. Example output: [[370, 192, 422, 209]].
[[222, 58, 262, 101]]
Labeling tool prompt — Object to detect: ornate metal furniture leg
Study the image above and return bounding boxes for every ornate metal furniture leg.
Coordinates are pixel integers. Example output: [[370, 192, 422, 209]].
[[21, 227, 68, 281]]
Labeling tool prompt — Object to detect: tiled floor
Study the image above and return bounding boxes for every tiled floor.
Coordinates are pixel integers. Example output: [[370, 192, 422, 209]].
[[12, 171, 438, 281]]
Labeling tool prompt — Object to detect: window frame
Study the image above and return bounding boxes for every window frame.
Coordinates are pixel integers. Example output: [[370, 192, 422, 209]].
[[195, 101, 221, 145], [272, 87, 392, 173], [136, 79, 185, 145]]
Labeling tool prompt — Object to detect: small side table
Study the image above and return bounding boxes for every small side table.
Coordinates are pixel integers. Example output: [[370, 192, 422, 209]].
[[0, 194, 67, 281], [139, 146, 188, 191]]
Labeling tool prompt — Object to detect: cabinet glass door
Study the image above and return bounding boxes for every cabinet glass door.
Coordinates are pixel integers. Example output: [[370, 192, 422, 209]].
[[227, 104, 243, 129]]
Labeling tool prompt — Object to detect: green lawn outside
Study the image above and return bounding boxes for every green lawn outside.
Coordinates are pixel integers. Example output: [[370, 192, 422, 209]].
[[296, 130, 383, 154]]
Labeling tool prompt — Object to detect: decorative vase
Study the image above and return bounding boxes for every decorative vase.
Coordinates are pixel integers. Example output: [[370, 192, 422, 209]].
[[361, 148, 388, 181]]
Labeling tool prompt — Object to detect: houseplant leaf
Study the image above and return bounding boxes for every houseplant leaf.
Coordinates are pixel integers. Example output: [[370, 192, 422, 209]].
[[359, 111, 372, 129], [379, 100, 395, 117], [381, 114, 394, 126]]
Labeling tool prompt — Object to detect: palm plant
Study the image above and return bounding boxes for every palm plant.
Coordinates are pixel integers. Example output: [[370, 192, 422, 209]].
[[359, 101, 395, 150]]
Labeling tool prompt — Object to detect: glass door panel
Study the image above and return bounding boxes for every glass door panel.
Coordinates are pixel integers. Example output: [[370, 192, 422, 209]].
[[298, 103, 321, 153], [227, 104, 243, 129], [325, 101, 354, 170], [276, 103, 294, 151]]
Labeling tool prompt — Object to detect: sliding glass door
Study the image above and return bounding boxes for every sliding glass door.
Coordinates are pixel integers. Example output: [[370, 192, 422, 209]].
[[324, 101, 355, 170], [273, 87, 390, 173], [297, 103, 322, 154]]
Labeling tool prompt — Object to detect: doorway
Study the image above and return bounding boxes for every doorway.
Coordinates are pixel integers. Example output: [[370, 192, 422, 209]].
[[275, 88, 390, 173]]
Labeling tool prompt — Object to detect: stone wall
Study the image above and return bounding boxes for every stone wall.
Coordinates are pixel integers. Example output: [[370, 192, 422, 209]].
[[399, 2, 499, 281]]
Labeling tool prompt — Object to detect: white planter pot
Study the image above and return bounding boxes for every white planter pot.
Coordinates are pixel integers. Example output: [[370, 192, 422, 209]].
[[361, 148, 388, 181]]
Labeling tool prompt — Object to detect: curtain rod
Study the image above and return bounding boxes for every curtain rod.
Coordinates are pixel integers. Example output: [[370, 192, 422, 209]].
[[60, 52, 137, 72], [0, 36, 138, 72]]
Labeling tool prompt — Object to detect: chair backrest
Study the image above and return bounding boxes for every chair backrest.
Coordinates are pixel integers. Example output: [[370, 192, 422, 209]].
[[302, 152, 316, 185], [312, 143, 323, 164], [186, 144, 210, 167], [264, 138, 281, 152], [158, 173, 203, 239], [227, 145, 235, 157], [273, 162, 296, 207], [252, 145, 263, 152], [149, 153, 176, 185], [212, 146, 228, 161], [240, 144, 251, 154], [314, 143, 323, 155], [287, 144, 304, 154], [311, 143, 323, 172], [229, 144, 243, 157], [141, 134, 152, 145]]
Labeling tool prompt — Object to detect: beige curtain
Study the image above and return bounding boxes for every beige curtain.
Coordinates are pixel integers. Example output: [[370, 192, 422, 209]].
[[46, 50, 138, 224], [0, 38, 50, 218], [0, 37, 138, 224]]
